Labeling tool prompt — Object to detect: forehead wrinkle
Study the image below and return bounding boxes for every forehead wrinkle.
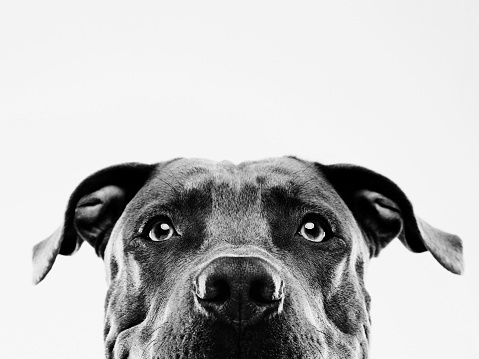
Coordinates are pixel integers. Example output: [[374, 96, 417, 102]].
[[162, 160, 241, 191], [205, 170, 271, 245], [149, 158, 345, 218]]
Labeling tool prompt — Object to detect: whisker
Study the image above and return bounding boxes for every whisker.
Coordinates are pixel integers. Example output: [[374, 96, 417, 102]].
[[290, 162, 316, 184]]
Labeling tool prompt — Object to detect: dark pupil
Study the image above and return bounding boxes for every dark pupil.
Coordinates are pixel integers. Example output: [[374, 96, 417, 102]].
[[154, 223, 170, 237], [305, 222, 319, 237]]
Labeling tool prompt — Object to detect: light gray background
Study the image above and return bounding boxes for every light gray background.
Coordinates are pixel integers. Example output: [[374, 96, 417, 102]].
[[1, 1, 478, 358]]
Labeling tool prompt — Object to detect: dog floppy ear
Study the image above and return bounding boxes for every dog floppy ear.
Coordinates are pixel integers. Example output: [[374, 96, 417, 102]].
[[32, 163, 155, 284], [321, 164, 464, 275]]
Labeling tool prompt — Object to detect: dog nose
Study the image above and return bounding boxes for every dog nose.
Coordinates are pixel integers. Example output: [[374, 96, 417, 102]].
[[194, 256, 284, 326]]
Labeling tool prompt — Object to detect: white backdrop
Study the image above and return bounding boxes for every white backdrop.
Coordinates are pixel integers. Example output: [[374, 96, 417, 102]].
[[1, 1, 478, 358]]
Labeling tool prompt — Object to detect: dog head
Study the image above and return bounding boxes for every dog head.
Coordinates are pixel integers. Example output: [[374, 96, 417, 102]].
[[33, 157, 463, 358]]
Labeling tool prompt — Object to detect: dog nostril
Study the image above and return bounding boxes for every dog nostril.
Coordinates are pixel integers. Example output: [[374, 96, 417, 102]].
[[195, 277, 231, 303], [194, 256, 285, 324], [249, 278, 284, 304]]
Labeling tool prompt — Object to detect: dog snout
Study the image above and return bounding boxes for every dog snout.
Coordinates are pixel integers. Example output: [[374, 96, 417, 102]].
[[194, 256, 284, 326]]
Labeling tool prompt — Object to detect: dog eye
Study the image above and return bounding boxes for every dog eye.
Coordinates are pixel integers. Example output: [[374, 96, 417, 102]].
[[298, 219, 327, 242], [148, 220, 176, 242]]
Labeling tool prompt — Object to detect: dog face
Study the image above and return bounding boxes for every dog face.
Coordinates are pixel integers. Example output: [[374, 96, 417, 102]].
[[33, 157, 463, 359]]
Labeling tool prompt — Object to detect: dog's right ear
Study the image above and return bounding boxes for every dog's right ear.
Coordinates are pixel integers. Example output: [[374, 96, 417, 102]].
[[32, 163, 155, 285]]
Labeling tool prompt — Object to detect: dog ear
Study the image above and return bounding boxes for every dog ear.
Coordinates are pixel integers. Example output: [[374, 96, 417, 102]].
[[32, 163, 155, 284], [321, 164, 464, 275]]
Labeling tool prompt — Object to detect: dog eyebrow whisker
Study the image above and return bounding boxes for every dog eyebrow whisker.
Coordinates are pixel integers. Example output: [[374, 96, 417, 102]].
[[157, 177, 179, 195], [294, 173, 321, 194], [290, 162, 316, 184], [161, 169, 183, 192]]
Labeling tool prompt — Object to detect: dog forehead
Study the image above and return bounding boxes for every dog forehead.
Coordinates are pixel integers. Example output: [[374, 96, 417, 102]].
[[127, 157, 349, 222], [149, 157, 329, 191]]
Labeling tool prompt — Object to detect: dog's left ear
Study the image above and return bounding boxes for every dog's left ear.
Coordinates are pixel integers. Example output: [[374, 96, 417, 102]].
[[32, 163, 155, 284], [321, 164, 464, 274]]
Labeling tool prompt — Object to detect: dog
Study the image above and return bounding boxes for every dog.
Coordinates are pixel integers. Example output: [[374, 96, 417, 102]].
[[32, 157, 463, 358]]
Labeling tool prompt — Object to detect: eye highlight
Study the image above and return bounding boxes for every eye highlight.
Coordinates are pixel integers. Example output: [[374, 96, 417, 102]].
[[298, 218, 327, 243], [147, 219, 176, 242]]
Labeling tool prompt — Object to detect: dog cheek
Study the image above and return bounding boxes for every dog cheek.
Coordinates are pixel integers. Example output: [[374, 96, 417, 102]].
[[104, 281, 149, 357], [323, 280, 370, 337], [104, 254, 154, 356]]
